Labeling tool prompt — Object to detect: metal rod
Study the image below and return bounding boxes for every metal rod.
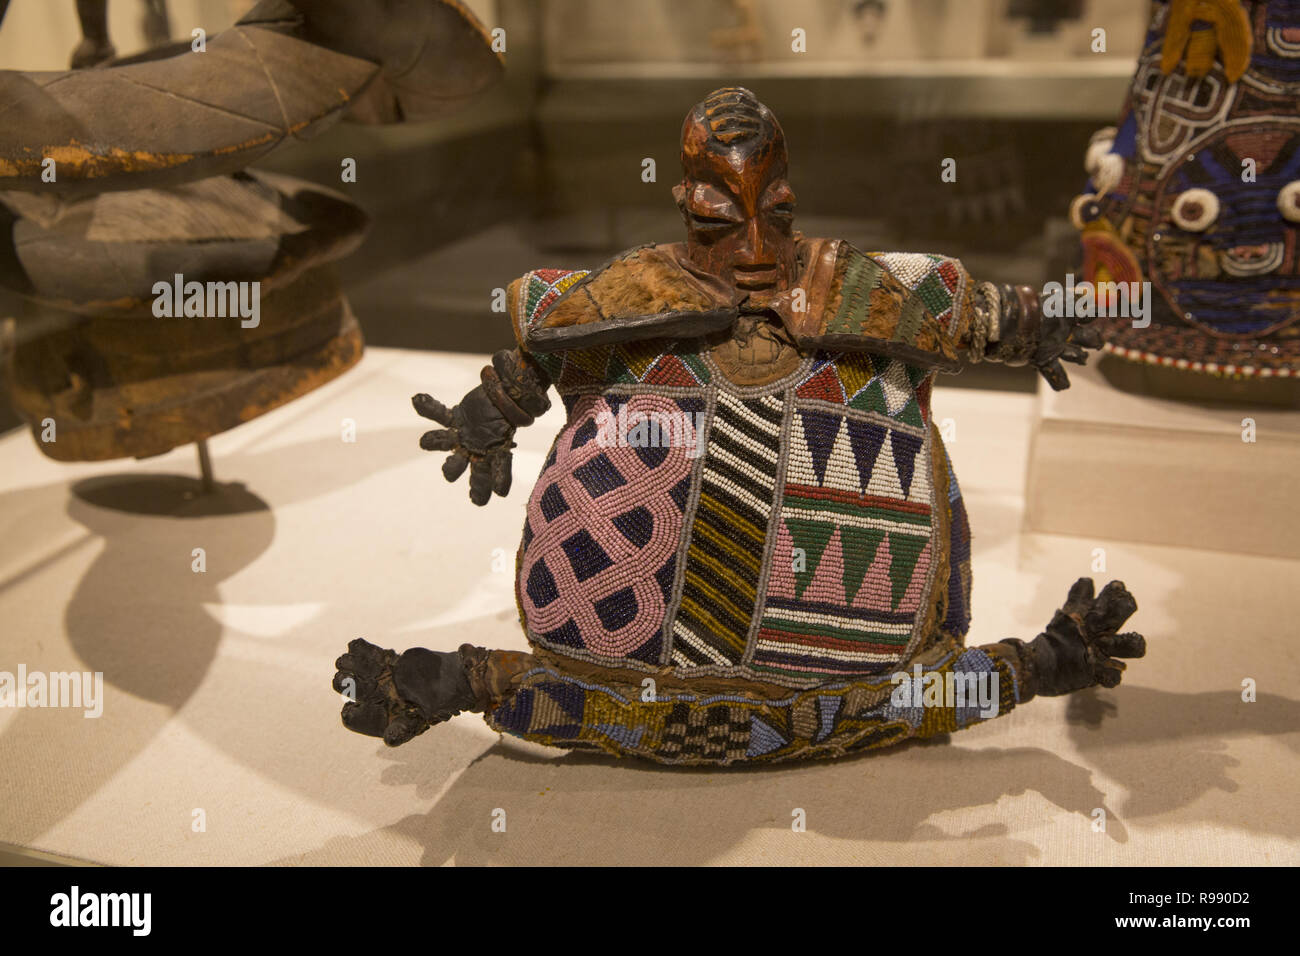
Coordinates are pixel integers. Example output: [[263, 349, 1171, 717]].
[[196, 438, 215, 494]]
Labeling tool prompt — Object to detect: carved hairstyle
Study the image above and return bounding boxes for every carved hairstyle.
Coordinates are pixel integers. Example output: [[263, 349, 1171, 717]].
[[682, 86, 786, 164]]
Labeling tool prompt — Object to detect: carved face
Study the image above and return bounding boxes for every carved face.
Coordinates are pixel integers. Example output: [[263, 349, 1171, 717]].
[[673, 88, 799, 297]]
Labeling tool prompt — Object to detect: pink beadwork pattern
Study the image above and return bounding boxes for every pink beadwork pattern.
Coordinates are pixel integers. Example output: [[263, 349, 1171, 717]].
[[519, 393, 698, 663]]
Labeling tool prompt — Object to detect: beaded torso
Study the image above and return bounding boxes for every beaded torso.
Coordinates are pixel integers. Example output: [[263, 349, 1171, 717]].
[[517, 334, 973, 691]]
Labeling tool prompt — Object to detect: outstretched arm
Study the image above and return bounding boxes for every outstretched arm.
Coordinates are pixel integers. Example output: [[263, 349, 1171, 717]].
[[412, 348, 553, 506]]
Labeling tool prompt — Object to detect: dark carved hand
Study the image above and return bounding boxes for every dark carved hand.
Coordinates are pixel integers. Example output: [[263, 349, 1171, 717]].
[[333, 639, 477, 746], [988, 284, 1107, 391], [1033, 306, 1105, 392], [412, 350, 551, 507], [413, 385, 515, 506], [1027, 578, 1146, 696]]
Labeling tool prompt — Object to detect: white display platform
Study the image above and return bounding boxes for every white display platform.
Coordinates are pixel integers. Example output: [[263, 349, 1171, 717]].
[[1025, 359, 1300, 560], [0, 348, 1296, 866]]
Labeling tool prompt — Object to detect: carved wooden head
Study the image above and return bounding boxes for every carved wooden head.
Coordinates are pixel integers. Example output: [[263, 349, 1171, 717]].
[[673, 87, 798, 296]]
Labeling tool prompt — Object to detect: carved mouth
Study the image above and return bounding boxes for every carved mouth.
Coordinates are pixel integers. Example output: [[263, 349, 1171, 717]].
[[734, 264, 779, 290], [1221, 242, 1285, 276]]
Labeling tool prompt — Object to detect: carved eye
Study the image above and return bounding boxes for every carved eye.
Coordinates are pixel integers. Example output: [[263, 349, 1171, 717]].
[[689, 212, 735, 230], [1171, 188, 1220, 231], [1279, 181, 1300, 223], [1092, 152, 1125, 195], [1084, 126, 1116, 176], [1069, 193, 1103, 230]]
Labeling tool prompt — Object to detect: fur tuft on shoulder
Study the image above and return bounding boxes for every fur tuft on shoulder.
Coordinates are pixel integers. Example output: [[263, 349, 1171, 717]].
[[516, 245, 735, 352]]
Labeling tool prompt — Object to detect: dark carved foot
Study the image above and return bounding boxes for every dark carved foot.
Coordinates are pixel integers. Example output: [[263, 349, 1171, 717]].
[[333, 639, 480, 746]]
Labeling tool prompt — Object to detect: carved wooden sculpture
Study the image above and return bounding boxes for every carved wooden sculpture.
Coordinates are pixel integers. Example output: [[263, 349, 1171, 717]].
[[3, 172, 368, 460], [0, 0, 502, 461], [335, 88, 1147, 765]]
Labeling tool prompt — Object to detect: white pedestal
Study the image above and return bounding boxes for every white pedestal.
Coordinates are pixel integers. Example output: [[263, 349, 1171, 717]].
[[1025, 359, 1300, 559]]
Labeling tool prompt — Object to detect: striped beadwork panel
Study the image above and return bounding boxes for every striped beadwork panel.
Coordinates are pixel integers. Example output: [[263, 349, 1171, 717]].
[[668, 391, 783, 668]]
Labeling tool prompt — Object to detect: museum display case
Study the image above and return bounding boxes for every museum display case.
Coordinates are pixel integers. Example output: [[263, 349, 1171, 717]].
[[0, 0, 1293, 873]]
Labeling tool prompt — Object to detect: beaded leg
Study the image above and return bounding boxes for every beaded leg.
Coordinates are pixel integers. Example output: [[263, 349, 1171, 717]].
[[336, 581, 1139, 759], [483, 638, 1025, 765], [482, 578, 1141, 765]]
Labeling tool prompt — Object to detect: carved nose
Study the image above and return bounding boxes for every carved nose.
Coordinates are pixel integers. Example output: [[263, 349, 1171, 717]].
[[736, 218, 773, 266]]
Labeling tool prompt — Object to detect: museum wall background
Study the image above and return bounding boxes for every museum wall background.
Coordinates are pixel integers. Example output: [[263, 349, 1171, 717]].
[[0, 0, 1150, 433]]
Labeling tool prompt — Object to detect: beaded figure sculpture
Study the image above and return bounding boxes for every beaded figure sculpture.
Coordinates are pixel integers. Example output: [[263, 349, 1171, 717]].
[[335, 88, 1147, 765], [1071, 0, 1300, 378]]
